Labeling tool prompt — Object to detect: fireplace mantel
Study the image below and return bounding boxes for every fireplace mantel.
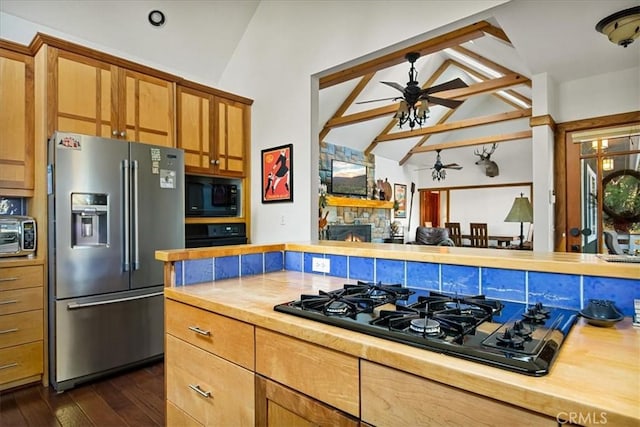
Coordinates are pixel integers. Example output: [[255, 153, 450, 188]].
[[326, 195, 394, 209]]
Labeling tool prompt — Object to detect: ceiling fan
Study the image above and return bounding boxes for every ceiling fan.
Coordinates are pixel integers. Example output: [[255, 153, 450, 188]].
[[416, 149, 462, 181], [356, 52, 468, 129]]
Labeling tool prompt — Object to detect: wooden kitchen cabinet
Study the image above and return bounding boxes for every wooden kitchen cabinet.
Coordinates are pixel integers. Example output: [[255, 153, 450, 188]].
[[255, 328, 360, 418], [0, 44, 34, 194], [255, 375, 359, 427], [44, 46, 175, 146], [165, 299, 255, 425], [0, 264, 44, 391], [177, 82, 251, 177], [360, 361, 557, 426]]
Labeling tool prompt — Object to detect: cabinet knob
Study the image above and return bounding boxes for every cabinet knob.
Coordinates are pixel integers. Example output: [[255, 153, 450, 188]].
[[119, 131, 126, 138], [112, 130, 118, 136], [210, 159, 220, 165]]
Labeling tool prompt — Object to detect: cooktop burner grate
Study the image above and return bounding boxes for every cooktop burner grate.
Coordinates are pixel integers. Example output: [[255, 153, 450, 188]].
[[274, 283, 578, 376]]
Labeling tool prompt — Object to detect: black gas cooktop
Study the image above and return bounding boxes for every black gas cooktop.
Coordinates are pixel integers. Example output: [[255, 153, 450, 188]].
[[274, 281, 578, 376]]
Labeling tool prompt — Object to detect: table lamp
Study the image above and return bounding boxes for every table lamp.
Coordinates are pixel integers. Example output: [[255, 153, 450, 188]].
[[505, 193, 533, 249]]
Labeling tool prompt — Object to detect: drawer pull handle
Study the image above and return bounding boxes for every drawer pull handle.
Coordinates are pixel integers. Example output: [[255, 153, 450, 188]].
[[0, 300, 18, 305], [188, 384, 212, 398], [0, 277, 18, 282], [0, 328, 18, 334], [0, 362, 18, 370], [188, 326, 211, 336]]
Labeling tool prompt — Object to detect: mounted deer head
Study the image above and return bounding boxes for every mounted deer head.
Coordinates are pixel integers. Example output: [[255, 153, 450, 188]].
[[474, 143, 499, 177]]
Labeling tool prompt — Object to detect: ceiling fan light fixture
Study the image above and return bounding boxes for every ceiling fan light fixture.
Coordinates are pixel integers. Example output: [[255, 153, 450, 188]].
[[417, 101, 429, 119], [596, 6, 640, 47]]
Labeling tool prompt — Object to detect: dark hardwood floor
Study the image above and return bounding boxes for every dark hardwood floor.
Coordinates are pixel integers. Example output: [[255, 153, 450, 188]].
[[0, 362, 164, 426]]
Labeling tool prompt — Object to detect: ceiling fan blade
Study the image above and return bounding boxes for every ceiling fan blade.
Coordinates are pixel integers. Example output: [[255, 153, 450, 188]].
[[355, 96, 401, 104], [422, 78, 468, 95], [443, 163, 463, 170], [380, 81, 406, 92], [424, 96, 464, 109]]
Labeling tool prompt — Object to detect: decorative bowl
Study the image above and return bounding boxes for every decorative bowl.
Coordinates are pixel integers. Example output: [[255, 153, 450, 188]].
[[579, 299, 624, 327]]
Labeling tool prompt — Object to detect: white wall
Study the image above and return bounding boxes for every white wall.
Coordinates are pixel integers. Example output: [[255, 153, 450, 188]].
[[218, 1, 510, 244], [557, 67, 640, 123], [449, 185, 531, 237]]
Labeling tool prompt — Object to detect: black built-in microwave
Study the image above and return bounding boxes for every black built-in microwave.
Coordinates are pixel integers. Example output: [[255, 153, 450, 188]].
[[185, 175, 239, 217]]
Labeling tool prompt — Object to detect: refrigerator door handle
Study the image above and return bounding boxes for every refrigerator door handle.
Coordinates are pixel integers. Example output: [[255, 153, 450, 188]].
[[132, 160, 140, 270], [66, 291, 164, 309], [122, 159, 130, 272]]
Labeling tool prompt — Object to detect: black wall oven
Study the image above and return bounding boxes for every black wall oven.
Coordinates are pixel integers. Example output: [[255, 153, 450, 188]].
[[185, 223, 247, 247], [185, 175, 240, 217]]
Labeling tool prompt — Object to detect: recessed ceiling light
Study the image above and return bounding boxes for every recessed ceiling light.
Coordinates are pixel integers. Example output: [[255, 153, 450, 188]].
[[148, 10, 166, 27]]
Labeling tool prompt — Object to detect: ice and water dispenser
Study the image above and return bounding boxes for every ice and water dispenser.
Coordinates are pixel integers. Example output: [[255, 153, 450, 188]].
[[71, 193, 108, 247]]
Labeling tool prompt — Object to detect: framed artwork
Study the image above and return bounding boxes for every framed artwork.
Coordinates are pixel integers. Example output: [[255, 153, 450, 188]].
[[262, 143, 293, 203], [394, 183, 407, 218]]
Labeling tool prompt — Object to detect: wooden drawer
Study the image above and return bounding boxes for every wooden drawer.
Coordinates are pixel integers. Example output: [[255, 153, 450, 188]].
[[361, 361, 556, 426], [167, 400, 202, 427], [255, 328, 359, 417], [0, 287, 43, 315], [165, 298, 254, 369], [0, 310, 43, 349], [0, 265, 43, 291], [166, 334, 254, 426], [0, 341, 43, 385]]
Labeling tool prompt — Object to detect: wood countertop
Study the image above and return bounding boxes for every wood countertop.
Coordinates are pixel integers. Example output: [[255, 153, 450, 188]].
[[164, 271, 640, 426], [156, 240, 640, 280]]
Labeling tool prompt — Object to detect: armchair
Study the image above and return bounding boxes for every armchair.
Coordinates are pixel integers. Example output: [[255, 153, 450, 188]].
[[407, 227, 455, 246]]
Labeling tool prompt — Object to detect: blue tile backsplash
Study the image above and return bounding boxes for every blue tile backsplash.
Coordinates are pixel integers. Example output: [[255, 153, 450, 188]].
[[176, 249, 639, 316], [482, 268, 526, 302], [376, 258, 405, 285], [442, 264, 480, 295], [529, 272, 581, 310], [349, 256, 374, 281]]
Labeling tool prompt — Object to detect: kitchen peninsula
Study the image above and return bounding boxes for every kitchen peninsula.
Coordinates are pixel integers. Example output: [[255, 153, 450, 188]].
[[156, 242, 640, 426]]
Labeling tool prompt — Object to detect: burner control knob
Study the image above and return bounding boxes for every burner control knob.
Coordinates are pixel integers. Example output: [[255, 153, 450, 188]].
[[513, 320, 532, 338], [534, 302, 550, 316]]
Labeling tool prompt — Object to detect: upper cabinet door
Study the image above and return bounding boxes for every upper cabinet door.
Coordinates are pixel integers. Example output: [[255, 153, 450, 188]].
[[177, 86, 213, 172], [51, 48, 175, 146], [53, 49, 116, 138], [120, 68, 175, 147], [0, 48, 35, 193], [177, 86, 249, 177], [215, 97, 248, 177]]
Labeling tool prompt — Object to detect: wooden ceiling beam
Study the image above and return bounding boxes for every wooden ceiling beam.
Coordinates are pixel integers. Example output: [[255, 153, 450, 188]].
[[398, 108, 458, 165], [450, 45, 532, 87], [482, 24, 512, 45], [409, 130, 532, 153], [451, 61, 531, 109], [325, 73, 529, 130], [319, 21, 491, 89], [374, 108, 532, 143], [435, 72, 529, 99], [319, 73, 374, 143]]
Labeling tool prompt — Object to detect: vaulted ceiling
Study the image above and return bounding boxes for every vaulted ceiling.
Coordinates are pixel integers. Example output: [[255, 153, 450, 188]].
[[317, 2, 640, 169], [318, 20, 532, 168]]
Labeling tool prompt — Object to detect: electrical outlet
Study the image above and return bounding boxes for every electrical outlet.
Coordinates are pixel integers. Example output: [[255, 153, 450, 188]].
[[311, 257, 330, 273]]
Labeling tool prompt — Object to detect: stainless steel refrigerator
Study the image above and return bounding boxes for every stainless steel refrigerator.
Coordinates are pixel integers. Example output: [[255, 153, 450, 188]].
[[47, 132, 184, 391]]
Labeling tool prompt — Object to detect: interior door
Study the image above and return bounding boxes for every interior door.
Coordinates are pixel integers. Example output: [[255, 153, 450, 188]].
[[565, 124, 640, 253], [420, 190, 440, 227]]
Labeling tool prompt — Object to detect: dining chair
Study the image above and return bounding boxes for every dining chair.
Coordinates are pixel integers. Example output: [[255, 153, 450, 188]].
[[469, 223, 488, 248], [444, 222, 462, 247]]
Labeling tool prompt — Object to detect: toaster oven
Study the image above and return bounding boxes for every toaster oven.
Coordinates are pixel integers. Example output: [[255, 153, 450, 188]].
[[0, 215, 37, 257]]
